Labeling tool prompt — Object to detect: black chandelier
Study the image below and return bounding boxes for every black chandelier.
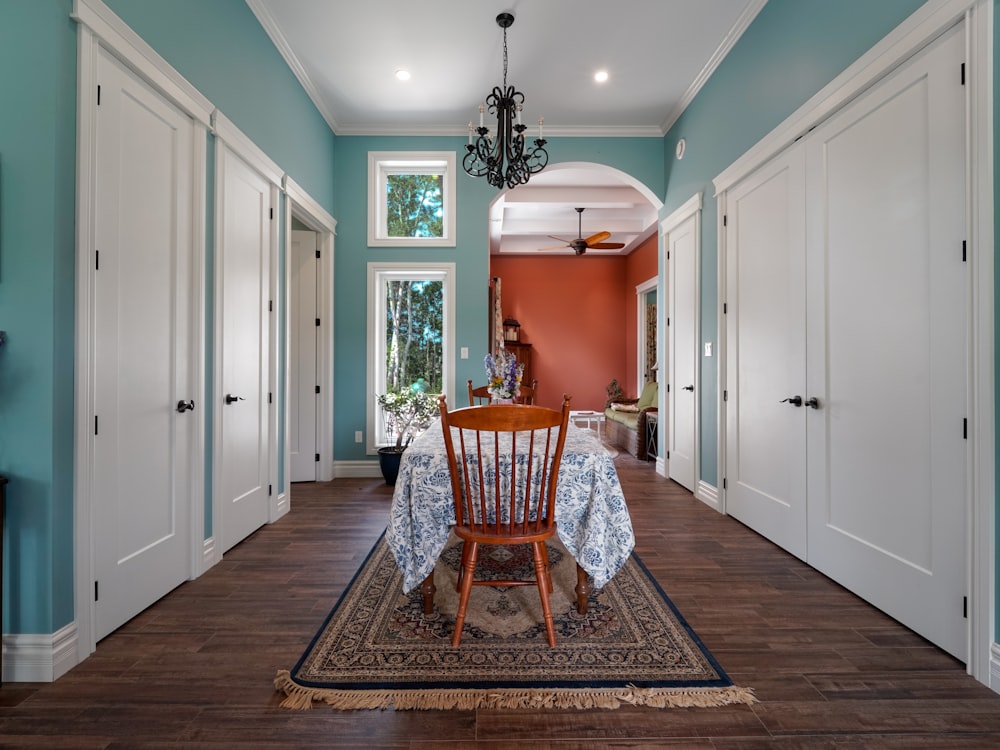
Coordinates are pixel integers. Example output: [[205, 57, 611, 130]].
[[463, 12, 548, 190]]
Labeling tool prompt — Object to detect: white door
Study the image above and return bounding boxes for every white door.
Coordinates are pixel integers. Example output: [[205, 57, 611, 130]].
[[666, 213, 698, 492], [92, 48, 195, 639], [725, 145, 808, 560], [804, 26, 967, 658], [290, 229, 319, 482], [217, 148, 271, 553]]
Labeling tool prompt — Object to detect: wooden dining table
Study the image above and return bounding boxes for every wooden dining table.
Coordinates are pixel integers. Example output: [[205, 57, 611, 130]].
[[386, 419, 635, 614]]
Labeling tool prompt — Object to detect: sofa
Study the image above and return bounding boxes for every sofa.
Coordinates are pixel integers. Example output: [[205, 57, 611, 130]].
[[604, 381, 658, 460]]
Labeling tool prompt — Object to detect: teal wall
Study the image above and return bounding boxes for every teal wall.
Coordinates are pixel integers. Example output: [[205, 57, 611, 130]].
[[0, 0, 333, 634], [660, 0, 927, 485]]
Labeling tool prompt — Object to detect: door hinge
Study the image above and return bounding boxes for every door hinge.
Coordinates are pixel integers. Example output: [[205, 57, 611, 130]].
[[666, 450, 670, 459], [268, 392, 272, 404], [666, 383, 671, 393], [94, 581, 99, 601], [667, 251, 670, 260], [723, 214, 727, 227], [723, 390, 728, 401], [963, 418, 968, 439], [666, 317, 670, 327], [94, 415, 99, 435], [723, 302, 727, 314], [315, 249, 321, 259], [315, 385, 320, 394], [268, 300, 273, 312], [315, 318, 321, 327], [723, 477, 727, 490], [963, 596, 968, 618], [95, 250, 99, 270], [961, 62, 966, 86], [962, 240, 967, 262], [269, 208, 274, 220], [97, 85, 101, 105], [315, 453, 320, 462], [268, 484, 272, 496]]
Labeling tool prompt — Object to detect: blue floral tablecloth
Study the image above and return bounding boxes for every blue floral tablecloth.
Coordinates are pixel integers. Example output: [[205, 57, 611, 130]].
[[386, 420, 635, 592]]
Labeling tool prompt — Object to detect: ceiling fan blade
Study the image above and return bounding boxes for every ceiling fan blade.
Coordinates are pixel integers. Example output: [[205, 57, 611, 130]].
[[535, 243, 571, 251], [547, 235, 573, 244], [583, 231, 611, 246], [589, 242, 626, 250]]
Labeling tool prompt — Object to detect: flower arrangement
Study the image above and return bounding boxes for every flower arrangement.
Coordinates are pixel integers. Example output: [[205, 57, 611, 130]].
[[484, 349, 524, 401]]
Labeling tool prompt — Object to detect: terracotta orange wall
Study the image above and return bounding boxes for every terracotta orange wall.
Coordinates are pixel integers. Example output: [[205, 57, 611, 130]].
[[624, 234, 658, 391], [489, 234, 658, 412]]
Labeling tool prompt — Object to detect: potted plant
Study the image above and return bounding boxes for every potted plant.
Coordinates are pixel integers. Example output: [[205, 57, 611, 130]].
[[376, 387, 438, 485]]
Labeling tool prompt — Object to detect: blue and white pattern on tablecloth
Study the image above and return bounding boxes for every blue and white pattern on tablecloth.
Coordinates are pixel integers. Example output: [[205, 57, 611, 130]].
[[386, 421, 635, 593]]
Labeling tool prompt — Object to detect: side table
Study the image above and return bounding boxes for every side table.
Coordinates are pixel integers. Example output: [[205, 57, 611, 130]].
[[645, 410, 658, 461], [569, 410, 605, 440]]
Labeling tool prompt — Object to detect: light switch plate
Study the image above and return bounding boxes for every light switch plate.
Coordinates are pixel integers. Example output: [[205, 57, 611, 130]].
[[704, 342, 713, 357]]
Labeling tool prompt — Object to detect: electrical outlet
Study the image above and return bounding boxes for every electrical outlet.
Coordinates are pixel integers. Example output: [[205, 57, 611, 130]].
[[354, 431, 363, 443], [460, 347, 469, 359]]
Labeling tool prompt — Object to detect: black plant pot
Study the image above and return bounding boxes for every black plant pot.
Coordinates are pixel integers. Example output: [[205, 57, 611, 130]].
[[377, 446, 405, 486]]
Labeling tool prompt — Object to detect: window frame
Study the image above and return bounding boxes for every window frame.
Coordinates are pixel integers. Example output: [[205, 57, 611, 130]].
[[367, 151, 456, 247], [366, 262, 455, 452]]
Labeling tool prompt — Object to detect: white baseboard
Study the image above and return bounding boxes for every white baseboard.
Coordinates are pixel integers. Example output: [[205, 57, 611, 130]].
[[333, 460, 381, 478], [202, 535, 219, 570], [2, 622, 78, 683], [990, 642, 1000, 694], [695, 480, 721, 512]]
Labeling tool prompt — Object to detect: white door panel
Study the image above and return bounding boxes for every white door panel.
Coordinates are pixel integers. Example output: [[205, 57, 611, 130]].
[[290, 229, 319, 482], [667, 215, 698, 491], [93, 49, 194, 639], [725, 145, 807, 560], [218, 149, 271, 553], [805, 26, 967, 658]]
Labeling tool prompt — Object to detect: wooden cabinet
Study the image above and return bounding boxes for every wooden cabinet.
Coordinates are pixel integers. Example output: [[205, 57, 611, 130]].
[[505, 342, 532, 386]]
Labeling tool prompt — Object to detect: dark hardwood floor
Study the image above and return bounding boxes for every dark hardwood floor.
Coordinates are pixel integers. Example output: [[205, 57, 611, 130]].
[[3, 455, 1000, 748]]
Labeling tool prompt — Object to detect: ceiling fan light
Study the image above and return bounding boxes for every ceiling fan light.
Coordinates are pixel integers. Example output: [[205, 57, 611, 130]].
[[394, 69, 411, 81], [594, 70, 609, 83]]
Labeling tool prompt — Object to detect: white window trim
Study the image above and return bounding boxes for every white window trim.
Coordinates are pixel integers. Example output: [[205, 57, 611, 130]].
[[366, 262, 455, 453], [367, 151, 456, 246]]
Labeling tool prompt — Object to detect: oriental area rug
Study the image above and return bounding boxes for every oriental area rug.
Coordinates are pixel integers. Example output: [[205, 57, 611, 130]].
[[275, 534, 755, 711]]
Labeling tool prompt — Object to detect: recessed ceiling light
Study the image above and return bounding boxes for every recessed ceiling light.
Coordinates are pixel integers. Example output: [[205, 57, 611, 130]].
[[594, 70, 609, 83], [395, 69, 411, 82]]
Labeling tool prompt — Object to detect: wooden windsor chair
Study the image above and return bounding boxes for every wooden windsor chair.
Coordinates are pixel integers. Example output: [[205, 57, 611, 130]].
[[437, 393, 572, 647], [467, 378, 538, 406]]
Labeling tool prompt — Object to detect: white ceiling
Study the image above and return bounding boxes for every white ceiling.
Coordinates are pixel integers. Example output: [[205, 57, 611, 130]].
[[248, 0, 765, 254]]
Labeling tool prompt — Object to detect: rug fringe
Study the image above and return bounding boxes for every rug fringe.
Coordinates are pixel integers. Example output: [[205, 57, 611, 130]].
[[274, 670, 756, 711]]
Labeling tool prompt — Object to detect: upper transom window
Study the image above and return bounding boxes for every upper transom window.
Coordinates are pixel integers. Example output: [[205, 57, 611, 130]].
[[368, 152, 456, 247]]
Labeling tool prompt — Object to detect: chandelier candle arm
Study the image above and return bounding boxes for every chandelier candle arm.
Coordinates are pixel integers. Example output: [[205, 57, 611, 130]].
[[463, 12, 549, 190]]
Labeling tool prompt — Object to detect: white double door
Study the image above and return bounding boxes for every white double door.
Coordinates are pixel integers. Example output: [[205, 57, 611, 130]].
[[725, 26, 967, 659]]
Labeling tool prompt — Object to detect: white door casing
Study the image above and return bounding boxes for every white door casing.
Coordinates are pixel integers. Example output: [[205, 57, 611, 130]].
[[90, 47, 198, 640], [290, 229, 319, 482], [215, 145, 272, 554], [803, 25, 967, 659], [662, 196, 702, 492]]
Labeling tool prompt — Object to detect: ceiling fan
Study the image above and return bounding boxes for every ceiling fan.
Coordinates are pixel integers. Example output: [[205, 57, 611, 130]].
[[539, 207, 626, 255]]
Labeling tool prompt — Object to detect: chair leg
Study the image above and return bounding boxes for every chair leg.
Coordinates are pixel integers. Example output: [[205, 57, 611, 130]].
[[452, 541, 479, 648], [539, 542, 553, 593], [456, 541, 470, 592], [532, 542, 557, 647]]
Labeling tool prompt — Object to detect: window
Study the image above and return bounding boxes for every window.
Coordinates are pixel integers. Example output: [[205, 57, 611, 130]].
[[367, 152, 456, 246], [367, 262, 455, 451]]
